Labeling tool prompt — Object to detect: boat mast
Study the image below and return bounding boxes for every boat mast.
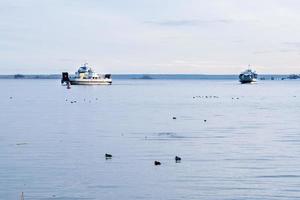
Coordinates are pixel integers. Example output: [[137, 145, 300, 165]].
[[84, 61, 89, 67]]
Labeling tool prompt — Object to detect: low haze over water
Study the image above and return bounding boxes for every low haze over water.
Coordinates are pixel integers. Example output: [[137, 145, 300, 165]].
[[1, 79, 300, 200]]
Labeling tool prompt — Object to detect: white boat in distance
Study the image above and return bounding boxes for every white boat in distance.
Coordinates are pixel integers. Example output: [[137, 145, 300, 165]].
[[61, 63, 112, 85], [239, 67, 258, 84]]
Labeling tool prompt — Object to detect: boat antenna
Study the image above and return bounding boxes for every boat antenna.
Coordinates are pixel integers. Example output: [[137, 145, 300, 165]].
[[84, 61, 88, 67]]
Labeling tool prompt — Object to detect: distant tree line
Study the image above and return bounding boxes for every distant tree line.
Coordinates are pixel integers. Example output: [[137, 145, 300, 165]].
[[287, 74, 300, 79], [14, 74, 25, 79]]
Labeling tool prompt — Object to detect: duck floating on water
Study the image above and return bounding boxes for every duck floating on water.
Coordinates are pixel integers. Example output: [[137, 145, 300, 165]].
[[105, 153, 112, 159], [175, 156, 181, 163], [154, 161, 161, 165]]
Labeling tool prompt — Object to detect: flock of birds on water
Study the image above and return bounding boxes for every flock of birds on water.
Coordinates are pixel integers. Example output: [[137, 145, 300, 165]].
[[9, 95, 190, 168], [8, 90, 298, 200], [104, 115, 204, 166], [104, 153, 182, 166]]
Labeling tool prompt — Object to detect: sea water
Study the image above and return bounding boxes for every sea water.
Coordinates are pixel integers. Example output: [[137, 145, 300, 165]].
[[0, 79, 300, 200]]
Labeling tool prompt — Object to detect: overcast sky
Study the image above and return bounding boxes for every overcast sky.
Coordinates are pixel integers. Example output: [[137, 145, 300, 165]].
[[1, 0, 300, 74]]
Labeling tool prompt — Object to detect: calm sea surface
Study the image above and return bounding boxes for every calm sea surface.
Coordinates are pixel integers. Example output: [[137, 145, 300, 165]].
[[1, 79, 300, 200]]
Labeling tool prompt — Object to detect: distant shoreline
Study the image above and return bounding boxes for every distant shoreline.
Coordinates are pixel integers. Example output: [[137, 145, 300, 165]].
[[0, 74, 298, 80]]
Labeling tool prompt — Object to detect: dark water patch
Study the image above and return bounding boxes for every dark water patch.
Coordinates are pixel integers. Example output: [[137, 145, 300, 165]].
[[197, 135, 231, 139], [256, 175, 300, 178], [213, 114, 225, 117], [265, 195, 300, 199], [39, 197, 94, 200], [175, 176, 217, 182], [223, 158, 274, 161], [151, 131, 232, 140], [229, 166, 276, 170], [281, 189, 300, 192], [87, 185, 120, 189], [145, 132, 205, 140], [157, 132, 177, 137], [178, 116, 199, 121], [16, 142, 29, 146], [145, 138, 184, 141], [239, 124, 266, 129], [189, 159, 219, 162], [276, 139, 300, 143], [207, 186, 265, 191]]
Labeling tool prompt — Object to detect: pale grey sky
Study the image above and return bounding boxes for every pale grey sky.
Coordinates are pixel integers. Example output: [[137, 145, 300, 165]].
[[1, 0, 300, 74]]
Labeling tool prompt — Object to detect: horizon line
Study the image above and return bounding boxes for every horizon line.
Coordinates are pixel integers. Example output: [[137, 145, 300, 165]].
[[0, 73, 298, 76]]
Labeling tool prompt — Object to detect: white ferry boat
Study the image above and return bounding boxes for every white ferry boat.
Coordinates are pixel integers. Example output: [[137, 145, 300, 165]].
[[239, 68, 258, 84], [61, 63, 112, 85]]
